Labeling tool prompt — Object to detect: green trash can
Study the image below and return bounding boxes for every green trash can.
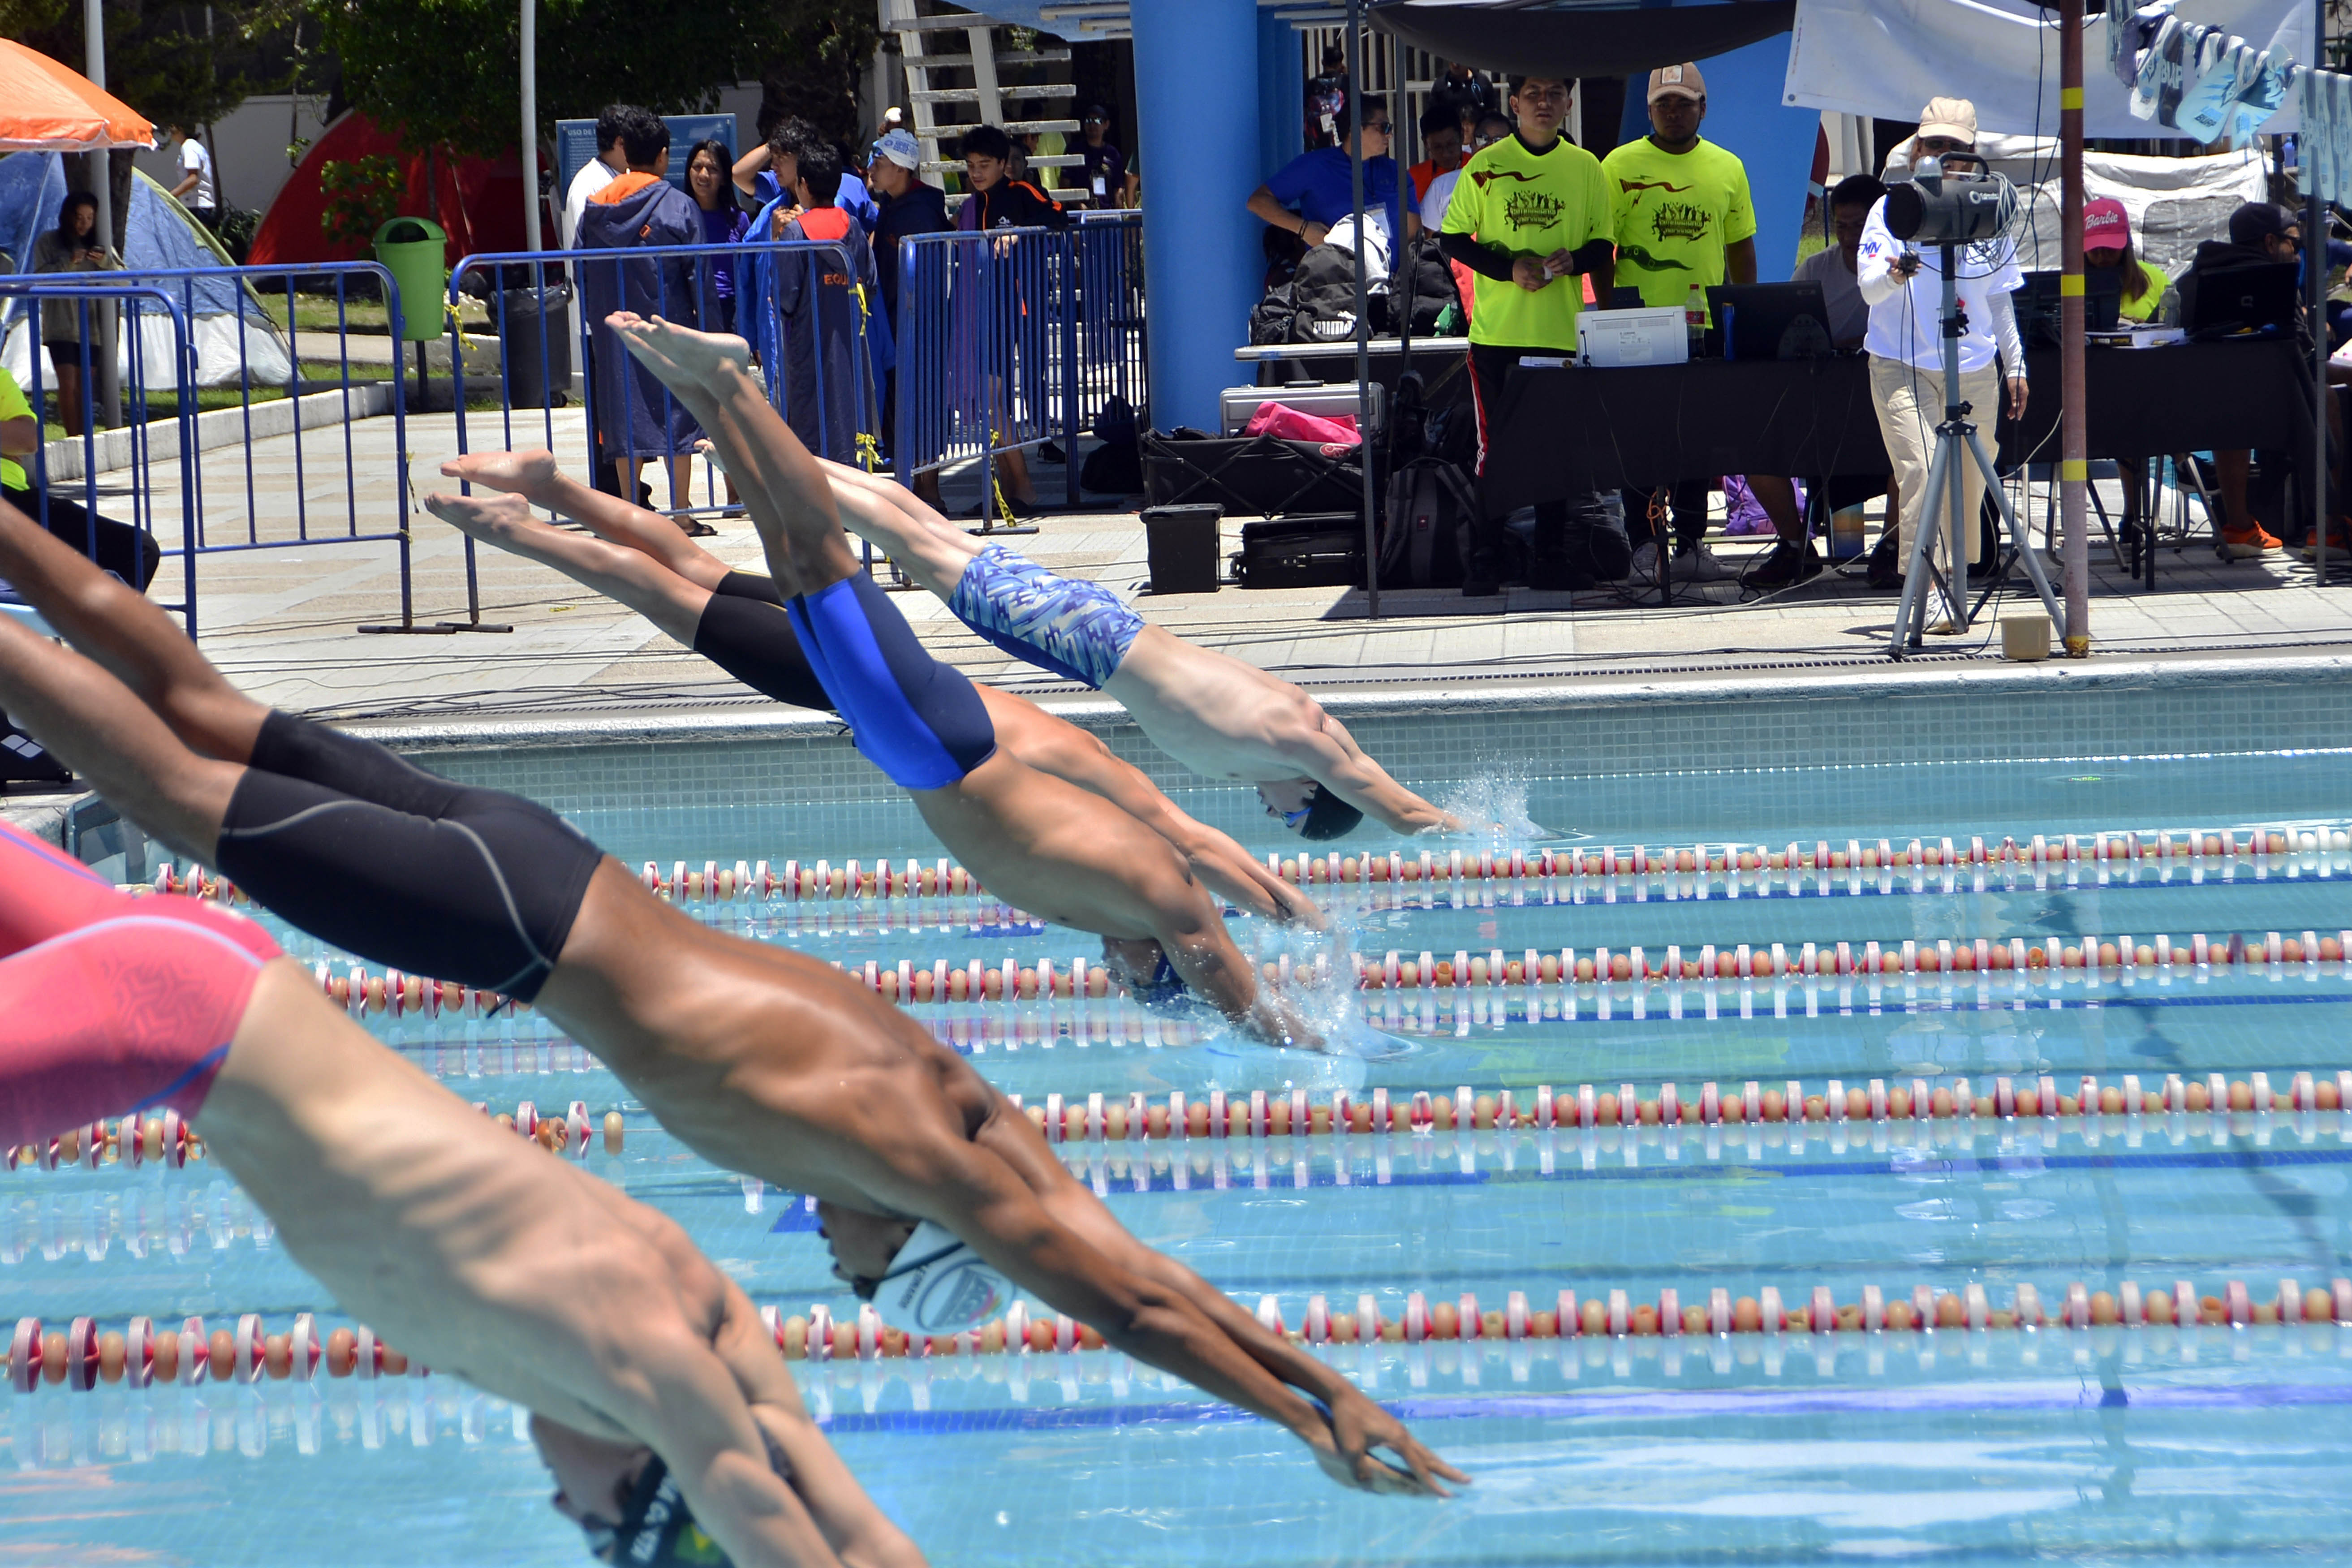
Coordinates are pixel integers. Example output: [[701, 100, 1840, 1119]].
[[371, 216, 448, 343]]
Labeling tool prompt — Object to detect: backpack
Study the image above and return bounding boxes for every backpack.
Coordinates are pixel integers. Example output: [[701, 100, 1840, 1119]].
[[1248, 279, 1299, 345], [1288, 241, 1388, 344], [1388, 233, 1460, 338], [1379, 458, 1478, 588]]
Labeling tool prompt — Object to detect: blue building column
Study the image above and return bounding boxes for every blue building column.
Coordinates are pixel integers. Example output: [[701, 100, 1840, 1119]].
[[1258, 10, 1303, 188], [1132, 0, 1261, 431]]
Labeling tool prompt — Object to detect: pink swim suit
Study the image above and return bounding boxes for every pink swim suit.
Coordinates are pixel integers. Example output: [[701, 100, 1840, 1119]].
[[0, 821, 280, 1150]]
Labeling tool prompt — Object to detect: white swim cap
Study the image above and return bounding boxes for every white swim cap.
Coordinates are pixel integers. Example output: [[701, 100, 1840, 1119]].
[[866, 1220, 1013, 1335]]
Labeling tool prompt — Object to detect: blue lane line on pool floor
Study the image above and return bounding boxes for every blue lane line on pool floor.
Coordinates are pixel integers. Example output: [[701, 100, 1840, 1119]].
[[767, 1144, 2352, 1224], [810, 1380, 2352, 1434]]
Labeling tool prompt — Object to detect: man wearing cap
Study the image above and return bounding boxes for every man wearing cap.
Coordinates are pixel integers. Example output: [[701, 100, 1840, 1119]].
[[1602, 62, 1757, 587], [866, 126, 953, 508], [1077, 104, 1127, 205], [1437, 73, 1623, 597], [1855, 96, 2030, 603]]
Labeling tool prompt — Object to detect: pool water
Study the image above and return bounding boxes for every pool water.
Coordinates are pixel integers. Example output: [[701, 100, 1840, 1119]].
[[13, 749, 2352, 1566]]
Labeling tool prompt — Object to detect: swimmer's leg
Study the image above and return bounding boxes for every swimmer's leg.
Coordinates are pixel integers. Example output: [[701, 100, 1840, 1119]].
[[811, 456, 978, 599], [439, 449, 733, 593], [425, 490, 710, 644], [607, 315, 856, 594], [0, 498, 266, 762], [0, 612, 240, 864]]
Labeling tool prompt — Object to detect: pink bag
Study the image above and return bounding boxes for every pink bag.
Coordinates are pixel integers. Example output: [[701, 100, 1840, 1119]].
[[1242, 401, 1362, 447]]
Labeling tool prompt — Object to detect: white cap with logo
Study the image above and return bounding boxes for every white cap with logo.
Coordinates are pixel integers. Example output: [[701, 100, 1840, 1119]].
[[866, 1219, 1015, 1334]]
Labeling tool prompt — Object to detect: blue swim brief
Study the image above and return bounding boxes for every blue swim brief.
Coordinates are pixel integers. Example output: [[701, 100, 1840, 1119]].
[[788, 573, 997, 790], [945, 545, 1145, 690]]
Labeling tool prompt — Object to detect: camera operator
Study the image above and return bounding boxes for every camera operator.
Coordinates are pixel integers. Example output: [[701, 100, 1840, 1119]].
[[1854, 97, 2029, 599]]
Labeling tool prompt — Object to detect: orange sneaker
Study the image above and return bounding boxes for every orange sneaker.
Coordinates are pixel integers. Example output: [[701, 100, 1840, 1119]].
[[2221, 522, 2284, 560], [2298, 523, 2352, 560]]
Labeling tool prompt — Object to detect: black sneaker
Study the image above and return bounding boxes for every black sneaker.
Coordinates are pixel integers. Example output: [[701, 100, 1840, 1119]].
[[1744, 538, 1823, 590], [1865, 531, 1904, 590], [1461, 548, 1504, 598]]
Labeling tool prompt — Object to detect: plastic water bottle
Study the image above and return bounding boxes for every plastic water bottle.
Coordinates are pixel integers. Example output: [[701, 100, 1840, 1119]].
[[1685, 284, 1706, 359]]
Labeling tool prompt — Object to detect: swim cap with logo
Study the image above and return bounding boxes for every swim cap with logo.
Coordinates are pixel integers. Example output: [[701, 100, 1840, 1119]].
[[865, 1219, 1014, 1335]]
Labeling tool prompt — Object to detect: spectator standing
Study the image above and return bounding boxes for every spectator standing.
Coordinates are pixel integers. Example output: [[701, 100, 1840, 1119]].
[[1407, 104, 1465, 218], [951, 124, 1065, 517], [1016, 101, 1067, 190], [166, 124, 218, 228], [1077, 104, 1128, 206], [1744, 173, 1893, 589], [760, 141, 887, 464], [1602, 62, 1757, 585], [575, 108, 705, 521], [1855, 96, 2029, 603], [1432, 62, 1499, 129], [560, 105, 635, 248], [0, 364, 159, 589], [1437, 73, 1622, 596], [1421, 111, 1509, 266], [684, 138, 750, 336], [1248, 99, 1404, 253], [734, 117, 880, 234], [866, 127, 950, 508], [31, 193, 119, 440]]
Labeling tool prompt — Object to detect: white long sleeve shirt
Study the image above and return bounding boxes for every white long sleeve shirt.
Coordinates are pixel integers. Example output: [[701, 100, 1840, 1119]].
[[1856, 196, 2025, 377]]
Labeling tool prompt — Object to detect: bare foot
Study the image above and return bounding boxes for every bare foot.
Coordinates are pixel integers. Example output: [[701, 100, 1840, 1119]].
[[606, 312, 756, 396], [441, 448, 561, 500], [422, 489, 541, 543]]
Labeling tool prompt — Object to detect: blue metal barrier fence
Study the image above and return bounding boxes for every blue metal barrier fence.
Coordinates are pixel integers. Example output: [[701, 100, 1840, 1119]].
[[0, 260, 420, 636], [893, 209, 1146, 512]]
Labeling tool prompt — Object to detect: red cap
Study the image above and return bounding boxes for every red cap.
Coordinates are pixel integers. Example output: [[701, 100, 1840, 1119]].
[[2082, 197, 2130, 252]]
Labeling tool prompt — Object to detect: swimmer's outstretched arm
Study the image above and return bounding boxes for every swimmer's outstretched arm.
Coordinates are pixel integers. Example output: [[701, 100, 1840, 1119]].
[[1275, 709, 1458, 835], [981, 694, 1320, 926], [873, 1093, 1465, 1498], [0, 838, 919, 1568]]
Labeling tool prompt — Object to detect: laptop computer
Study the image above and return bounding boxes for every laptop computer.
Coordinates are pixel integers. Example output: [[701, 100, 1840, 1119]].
[[1705, 282, 1835, 361], [2181, 260, 2300, 339], [2015, 268, 2124, 345]]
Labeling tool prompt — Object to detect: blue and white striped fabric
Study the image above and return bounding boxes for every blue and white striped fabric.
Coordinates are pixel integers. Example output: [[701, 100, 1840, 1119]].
[[946, 545, 1145, 689]]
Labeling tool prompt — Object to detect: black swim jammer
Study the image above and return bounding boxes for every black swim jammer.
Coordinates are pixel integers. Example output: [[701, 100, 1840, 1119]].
[[214, 713, 605, 999]]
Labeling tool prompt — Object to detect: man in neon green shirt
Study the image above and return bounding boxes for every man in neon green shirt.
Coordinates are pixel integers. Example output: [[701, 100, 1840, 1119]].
[[1437, 73, 1623, 598], [1601, 62, 1758, 586]]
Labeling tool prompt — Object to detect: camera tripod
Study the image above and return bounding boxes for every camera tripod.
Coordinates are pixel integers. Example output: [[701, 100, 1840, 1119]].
[[1887, 241, 2063, 658]]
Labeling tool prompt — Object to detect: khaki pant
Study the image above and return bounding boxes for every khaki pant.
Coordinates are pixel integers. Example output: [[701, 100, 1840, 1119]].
[[1870, 354, 1999, 568]]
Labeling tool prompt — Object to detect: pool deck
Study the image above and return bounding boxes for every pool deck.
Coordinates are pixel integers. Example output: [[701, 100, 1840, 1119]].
[[27, 403, 2352, 745]]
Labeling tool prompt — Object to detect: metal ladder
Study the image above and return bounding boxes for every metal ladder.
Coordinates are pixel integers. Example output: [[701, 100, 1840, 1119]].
[[881, 0, 1086, 208]]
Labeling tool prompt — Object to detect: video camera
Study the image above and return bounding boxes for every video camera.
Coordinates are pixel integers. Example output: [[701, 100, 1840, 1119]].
[[1882, 153, 2019, 246]]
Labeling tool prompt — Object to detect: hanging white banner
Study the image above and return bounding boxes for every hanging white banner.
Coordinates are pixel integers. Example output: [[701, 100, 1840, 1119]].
[[1783, 0, 2305, 140]]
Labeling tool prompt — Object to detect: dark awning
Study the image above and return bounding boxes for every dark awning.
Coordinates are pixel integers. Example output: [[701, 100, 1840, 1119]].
[[1369, 0, 1797, 80]]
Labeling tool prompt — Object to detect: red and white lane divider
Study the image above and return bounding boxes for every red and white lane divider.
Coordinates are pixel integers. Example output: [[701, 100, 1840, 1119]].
[[758, 1270, 2352, 1363], [9, 1314, 421, 1392], [1010, 1070, 2352, 1145], [8, 1104, 622, 1178], [140, 825, 2352, 910], [199, 924, 2352, 1034]]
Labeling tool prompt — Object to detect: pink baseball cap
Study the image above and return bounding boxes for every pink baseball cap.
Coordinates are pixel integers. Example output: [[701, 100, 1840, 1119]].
[[2083, 197, 2130, 252]]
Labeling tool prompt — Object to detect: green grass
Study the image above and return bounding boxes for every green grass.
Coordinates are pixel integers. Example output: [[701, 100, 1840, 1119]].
[[258, 293, 491, 336], [37, 361, 397, 429]]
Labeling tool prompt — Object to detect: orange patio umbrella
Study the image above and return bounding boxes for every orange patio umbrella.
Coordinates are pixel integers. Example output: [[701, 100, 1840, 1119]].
[[0, 38, 154, 151]]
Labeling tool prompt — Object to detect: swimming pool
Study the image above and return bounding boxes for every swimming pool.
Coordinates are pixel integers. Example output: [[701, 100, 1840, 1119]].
[[13, 673, 2352, 1566]]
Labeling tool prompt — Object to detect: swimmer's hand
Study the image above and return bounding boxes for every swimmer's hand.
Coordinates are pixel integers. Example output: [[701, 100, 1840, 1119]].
[[1308, 1392, 1470, 1498]]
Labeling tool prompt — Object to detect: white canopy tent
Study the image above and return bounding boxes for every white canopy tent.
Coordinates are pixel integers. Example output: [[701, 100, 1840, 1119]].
[[1784, 0, 2307, 140]]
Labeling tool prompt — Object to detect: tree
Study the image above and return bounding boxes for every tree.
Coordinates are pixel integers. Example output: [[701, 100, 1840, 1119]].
[[312, 0, 879, 160], [1, 0, 280, 134], [314, 0, 737, 157], [753, 0, 880, 150]]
